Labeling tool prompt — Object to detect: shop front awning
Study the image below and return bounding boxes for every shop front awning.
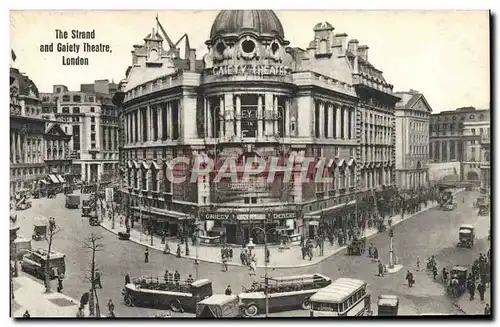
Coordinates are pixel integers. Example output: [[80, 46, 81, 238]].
[[48, 174, 60, 184], [40, 180, 49, 185], [131, 206, 189, 220], [57, 174, 66, 183]]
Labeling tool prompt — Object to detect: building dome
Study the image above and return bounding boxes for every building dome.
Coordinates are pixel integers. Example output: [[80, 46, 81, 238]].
[[209, 10, 285, 42]]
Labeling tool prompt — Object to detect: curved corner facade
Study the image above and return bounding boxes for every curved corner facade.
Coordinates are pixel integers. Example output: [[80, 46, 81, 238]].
[[114, 11, 400, 245]]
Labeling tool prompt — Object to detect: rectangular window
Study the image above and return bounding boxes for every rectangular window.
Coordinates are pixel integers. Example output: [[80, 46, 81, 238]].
[[90, 107, 95, 113]]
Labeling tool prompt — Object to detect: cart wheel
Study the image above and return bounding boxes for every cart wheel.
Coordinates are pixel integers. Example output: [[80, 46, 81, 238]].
[[245, 304, 259, 317], [124, 295, 134, 307], [170, 299, 183, 312], [302, 298, 311, 310]]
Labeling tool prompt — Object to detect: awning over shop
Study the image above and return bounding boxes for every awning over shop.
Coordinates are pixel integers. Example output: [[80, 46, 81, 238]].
[[130, 206, 189, 220], [40, 180, 49, 185], [347, 159, 356, 166], [48, 174, 60, 184], [57, 174, 66, 183]]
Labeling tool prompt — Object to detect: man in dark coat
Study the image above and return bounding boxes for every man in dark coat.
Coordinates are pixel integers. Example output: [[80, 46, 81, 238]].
[[225, 285, 232, 295], [125, 273, 131, 285], [174, 270, 181, 285], [406, 270, 414, 287], [468, 281, 476, 301], [477, 282, 486, 301], [378, 261, 384, 277], [432, 265, 438, 280], [144, 248, 149, 263]]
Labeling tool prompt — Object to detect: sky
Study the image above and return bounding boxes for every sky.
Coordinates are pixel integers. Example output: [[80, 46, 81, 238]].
[[9, 10, 490, 113]]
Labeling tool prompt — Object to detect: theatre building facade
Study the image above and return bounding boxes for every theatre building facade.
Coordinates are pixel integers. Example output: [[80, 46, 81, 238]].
[[114, 11, 399, 245]]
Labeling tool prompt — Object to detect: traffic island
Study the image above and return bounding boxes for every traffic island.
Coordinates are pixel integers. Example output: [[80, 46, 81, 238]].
[[386, 264, 404, 274]]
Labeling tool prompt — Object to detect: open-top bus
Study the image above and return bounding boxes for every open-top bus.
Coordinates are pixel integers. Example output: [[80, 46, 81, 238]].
[[239, 273, 331, 317], [309, 277, 371, 317], [123, 276, 212, 313]]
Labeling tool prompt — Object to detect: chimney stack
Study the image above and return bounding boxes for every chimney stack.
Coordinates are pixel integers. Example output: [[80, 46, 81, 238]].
[[333, 33, 347, 54], [189, 49, 196, 72], [357, 45, 369, 61], [348, 39, 359, 55]]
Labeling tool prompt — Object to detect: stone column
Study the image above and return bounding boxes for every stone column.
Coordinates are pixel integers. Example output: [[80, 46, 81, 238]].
[[257, 95, 263, 138], [218, 97, 224, 139], [285, 99, 290, 137], [273, 95, 279, 135], [446, 141, 451, 162], [23, 135, 28, 163], [318, 101, 324, 138], [166, 102, 172, 139], [235, 95, 241, 137], [207, 98, 212, 138], [454, 141, 458, 161], [146, 106, 151, 142], [223, 94, 233, 138], [350, 108, 355, 139], [11, 132, 15, 162], [157, 105, 163, 141], [343, 107, 349, 139], [327, 103, 333, 139], [336, 104, 342, 139], [265, 93, 273, 135]]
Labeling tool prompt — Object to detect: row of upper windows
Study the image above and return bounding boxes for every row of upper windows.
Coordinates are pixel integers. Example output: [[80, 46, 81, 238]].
[[432, 113, 486, 122], [42, 95, 96, 103]]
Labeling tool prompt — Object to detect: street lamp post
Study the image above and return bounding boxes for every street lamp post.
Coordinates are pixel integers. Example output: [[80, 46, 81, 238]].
[[251, 210, 276, 318], [389, 228, 395, 269]]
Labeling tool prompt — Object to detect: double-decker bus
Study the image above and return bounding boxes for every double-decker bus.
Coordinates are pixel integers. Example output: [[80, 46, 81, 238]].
[[309, 278, 371, 317], [239, 273, 331, 317], [122, 276, 212, 313]]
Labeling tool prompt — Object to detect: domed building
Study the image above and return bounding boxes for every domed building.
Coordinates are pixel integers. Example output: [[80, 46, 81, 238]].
[[114, 10, 400, 245]]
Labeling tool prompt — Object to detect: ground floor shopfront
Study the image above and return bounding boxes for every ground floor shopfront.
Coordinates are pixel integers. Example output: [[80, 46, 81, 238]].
[[120, 189, 375, 246]]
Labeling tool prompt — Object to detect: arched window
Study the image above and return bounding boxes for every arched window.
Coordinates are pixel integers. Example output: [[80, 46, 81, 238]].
[[350, 167, 355, 187], [141, 167, 147, 191], [339, 167, 345, 188], [151, 165, 158, 191], [134, 169, 139, 189], [164, 163, 172, 193]]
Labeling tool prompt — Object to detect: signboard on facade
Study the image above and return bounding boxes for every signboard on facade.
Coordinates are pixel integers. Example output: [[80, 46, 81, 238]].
[[201, 211, 297, 221], [211, 64, 290, 77], [105, 187, 114, 202]]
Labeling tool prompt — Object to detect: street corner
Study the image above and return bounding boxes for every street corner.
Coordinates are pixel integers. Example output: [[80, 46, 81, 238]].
[[454, 289, 491, 315]]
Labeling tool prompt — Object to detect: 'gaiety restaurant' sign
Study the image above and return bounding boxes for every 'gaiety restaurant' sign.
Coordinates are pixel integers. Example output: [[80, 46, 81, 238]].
[[211, 64, 290, 77]]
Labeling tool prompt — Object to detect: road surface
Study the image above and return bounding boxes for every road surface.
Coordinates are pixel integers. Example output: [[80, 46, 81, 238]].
[[14, 190, 488, 317]]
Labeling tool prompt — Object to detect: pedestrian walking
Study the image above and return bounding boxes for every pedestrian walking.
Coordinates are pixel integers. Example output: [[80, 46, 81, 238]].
[[174, 270, 181, 285], [432, 265, 438, 280], [176, 244, 182, 258], [377, 261, 384, 277], [484, 304, 491, 315], [265, 247, 270, 264], [163, 241, 170, 254], [249, 258, 256, 275], [221, 256, 228, 272], [119, 216, 123, 227], [125, 273, 130, 285], [225, 285, 232, 295], [442, 268, 448, 284], [167, 270, 174, 283], [186, 274, 194, 285], [164, 270, 169, 283], [57, 273, 64, 293], [301, 246, 306, 260], [477, 282, 486, 301], [107, 299, 115, 316], [240, 249, 247, 265], [406, 270, 414, 287], [416, 256, 420, 271], [468, 282, 476, 301], [144, 248, 149, 263]]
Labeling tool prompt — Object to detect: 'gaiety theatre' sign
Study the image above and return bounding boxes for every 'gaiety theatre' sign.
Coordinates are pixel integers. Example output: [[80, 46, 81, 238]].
[[211, 64, 290, 77]]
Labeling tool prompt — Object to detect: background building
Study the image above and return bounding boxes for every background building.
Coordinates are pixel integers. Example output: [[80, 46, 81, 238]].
[[10, 67, 72, 195], [41, 80, 120, 183], [429, 107, 489, 184], [480, 134, 490, 194], [114, 10, 399, 245], [394, 90, 432, 189]]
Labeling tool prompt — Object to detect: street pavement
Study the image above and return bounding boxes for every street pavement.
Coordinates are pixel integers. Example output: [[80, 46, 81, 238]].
[[13, 189, 489, 317]]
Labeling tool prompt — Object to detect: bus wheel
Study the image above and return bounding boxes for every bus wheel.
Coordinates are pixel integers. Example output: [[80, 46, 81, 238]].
[[245, 304, 259, 317], [124, 295, 134, 307], [170, 300, 183, 312], [302, 298, 311, 310]]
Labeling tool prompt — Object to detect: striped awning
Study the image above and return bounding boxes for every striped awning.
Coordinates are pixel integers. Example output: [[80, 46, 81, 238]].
[[48, 174, 59, 184], [57, 174, 66, 183]]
